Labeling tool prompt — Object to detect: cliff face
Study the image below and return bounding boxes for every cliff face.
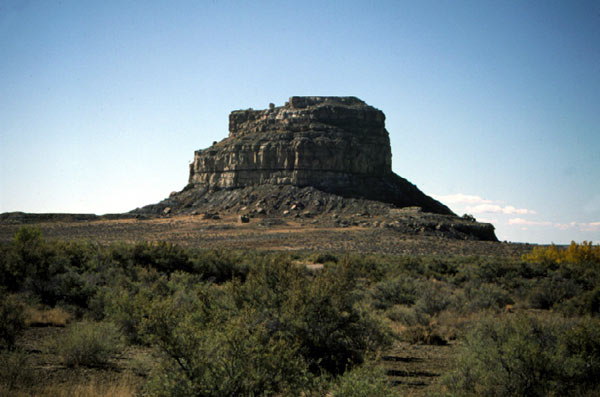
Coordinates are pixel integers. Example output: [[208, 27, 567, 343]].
[[188, 96, 452, 215], [189, 96, 391, 188]]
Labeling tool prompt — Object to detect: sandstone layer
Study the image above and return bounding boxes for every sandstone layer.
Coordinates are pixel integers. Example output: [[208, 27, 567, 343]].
[[188, 96, 451, 215]]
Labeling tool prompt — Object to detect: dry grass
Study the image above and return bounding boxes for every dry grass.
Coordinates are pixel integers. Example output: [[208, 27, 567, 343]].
[[25, 306, 71, 327], [1, 373, 138, 397]]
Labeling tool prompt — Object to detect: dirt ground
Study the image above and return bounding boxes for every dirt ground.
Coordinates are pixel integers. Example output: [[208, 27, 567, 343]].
[[0, 213, 533, 258]]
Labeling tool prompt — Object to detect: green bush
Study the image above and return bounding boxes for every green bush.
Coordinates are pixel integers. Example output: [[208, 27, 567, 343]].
[[558, 286, 600, 316], [132, 242, 193, 273], [144, 311, 310, 397], [421, 257, 459, 278], [138, 257, 393, 395], [0, 244, 23, 291], [190, 249, 250, 282], [413, 282, 454, 317], [236, 257, 392, 375], [53, 321, 123, 367], [386, 304, 426, 325], [331, 361, 401, 397], [0, 293, 26, 350], [442, 314, 600, 396], [527, 275, 580, 310], [0, 349, 35, 391], [140, 284, 310, 397], [462, 282, 514, 312], [370, 276, 420, 309]]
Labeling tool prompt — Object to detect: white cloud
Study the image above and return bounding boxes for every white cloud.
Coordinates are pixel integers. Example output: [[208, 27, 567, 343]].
[[432, 193, 492, 205], [466, 204, 536, 215], [581, 222, 600, 232], [508, 218, 552, 226], [503, 206, 536, 215], [434, 193, 535, 215], [508, 218, 600, 232]]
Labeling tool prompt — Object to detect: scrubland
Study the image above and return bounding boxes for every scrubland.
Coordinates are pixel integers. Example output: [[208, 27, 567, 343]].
[[1, 227, 599, 396]]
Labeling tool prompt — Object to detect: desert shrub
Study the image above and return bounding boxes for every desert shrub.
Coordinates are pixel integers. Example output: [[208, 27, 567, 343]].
[[0, 244, 23, 291], [558, 317, 600, 392], [461, 281, 514, 312], [1, 228, 104, 308], [101, 272, 159, 343], [140, 282, 310, 397], [138, 256, 392, 394], [344, 254, 393, 282], [190, 249, 250, 282], [309, 252, 339, 264], [557, 286, 600, 317], [526, 275, 580, 310], [0, 293, 26, 350], [144, 310, 310, 397], [132, 242, 193, 273], [54, 268, 98, 309], [413, 281, 454, 317], [386, 304, 425, 325], [471, 257, 527, 282], [442, 314, 600, 397], [237, 257, 392, 375], [421, 257, 459, 279], [0, 349, 36, 391], [10, 227, 63, 304], [401, 324, 447, 345], [53, 321, 123, 367], [330, 361, 401, 397], [370, 276, 420, 309], [101, 286, 146, 344]]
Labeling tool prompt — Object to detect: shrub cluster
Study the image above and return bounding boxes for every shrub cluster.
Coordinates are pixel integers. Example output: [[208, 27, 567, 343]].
[[0, 229, 393, 394], [0, 292, 26, 350], [137, 258, 392, 395], [442, 314, 600, 396], [4, 227, 600, 395], [52, 321, 123, 367]]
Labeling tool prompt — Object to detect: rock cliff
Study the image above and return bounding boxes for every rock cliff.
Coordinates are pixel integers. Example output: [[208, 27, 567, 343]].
[[188, 96, 452, 215], [132, 96, 498, 241]]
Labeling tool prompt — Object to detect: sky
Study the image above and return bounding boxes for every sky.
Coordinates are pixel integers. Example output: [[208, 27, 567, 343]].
[[1, 0, 599, 244]]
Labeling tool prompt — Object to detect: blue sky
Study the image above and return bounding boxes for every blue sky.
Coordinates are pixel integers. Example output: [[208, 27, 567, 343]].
[[1, 0, 599, 244]]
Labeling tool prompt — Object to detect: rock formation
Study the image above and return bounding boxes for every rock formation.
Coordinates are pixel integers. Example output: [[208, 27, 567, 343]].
[[188, 96, 452, 215], [133, 96, 497, 241]]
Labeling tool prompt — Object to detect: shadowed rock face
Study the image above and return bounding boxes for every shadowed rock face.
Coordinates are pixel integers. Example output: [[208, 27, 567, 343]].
[[188, 96, 453, 215]]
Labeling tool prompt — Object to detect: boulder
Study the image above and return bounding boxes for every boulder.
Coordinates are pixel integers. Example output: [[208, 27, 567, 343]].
[[239, 215, 250, 223]]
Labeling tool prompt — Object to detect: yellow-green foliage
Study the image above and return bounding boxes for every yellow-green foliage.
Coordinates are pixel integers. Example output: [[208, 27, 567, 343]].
[[523, 241, 600, 265]]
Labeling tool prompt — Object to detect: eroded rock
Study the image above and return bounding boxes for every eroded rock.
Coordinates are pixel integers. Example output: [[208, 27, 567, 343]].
[[187, 96, 451, 215]]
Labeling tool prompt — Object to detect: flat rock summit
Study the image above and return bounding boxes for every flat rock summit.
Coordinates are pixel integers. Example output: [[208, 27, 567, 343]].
[[133, 96, 497, 241]]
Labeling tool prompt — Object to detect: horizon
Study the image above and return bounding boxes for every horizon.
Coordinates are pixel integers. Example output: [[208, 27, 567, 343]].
[[1, 1, 599, 244]]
